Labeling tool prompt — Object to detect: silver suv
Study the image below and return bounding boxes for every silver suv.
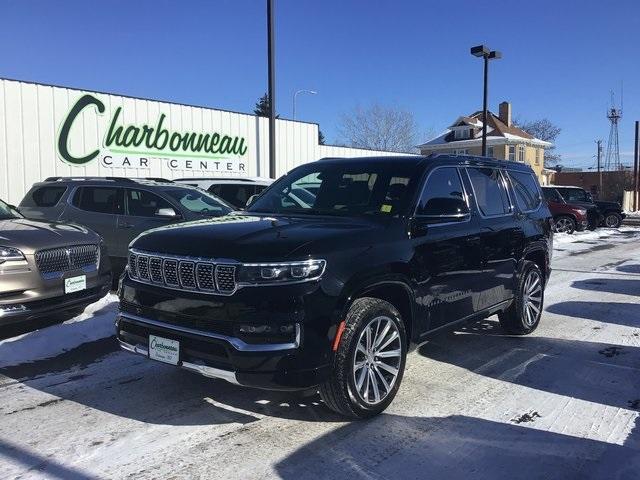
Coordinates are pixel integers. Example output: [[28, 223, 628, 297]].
[[0, 198, 111, 327], [19, 177, 233, 278]]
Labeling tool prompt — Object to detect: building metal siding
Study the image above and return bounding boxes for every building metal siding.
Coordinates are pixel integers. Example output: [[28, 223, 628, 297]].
[[0, 78, 413, 204]]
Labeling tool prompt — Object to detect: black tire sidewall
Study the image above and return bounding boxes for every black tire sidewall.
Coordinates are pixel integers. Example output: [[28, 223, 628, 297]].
[[343, 300, 407, 418], [556, 215, 575, 234], [605, 213, 621, 228], [514, 262, 544, 334]]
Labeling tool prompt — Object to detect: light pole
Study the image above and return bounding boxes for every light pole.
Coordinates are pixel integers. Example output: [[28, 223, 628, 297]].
[[292, 89, 317, 120], [267, 0, 276, 179], [470, 45, 502, 156]]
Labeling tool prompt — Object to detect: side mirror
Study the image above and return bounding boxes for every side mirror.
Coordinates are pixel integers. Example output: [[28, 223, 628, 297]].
[[156, 207, 178, 218], [246, 194, 259, 208]]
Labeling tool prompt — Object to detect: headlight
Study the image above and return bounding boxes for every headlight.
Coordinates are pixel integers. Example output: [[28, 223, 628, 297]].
[[0, 246, 25, 265], [237, 259, 326, 285], [578, 208, 587, 215]]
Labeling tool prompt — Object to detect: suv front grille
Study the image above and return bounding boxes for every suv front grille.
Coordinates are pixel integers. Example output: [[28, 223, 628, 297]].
[[35, 244, 100, 278], [128, 251, 237, 295]]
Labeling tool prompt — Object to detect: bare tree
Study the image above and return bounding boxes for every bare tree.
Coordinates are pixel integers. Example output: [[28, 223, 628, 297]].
[[514, 117, 562, 165], [337, 104, 419, 153]]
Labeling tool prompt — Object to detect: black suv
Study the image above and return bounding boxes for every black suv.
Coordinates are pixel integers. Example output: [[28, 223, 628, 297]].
[[19, 177, 233, 278], [117, 155, 552, 418], [550, 185, 625, 228]]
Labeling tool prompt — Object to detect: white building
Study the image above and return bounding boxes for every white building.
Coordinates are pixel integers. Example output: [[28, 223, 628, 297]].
[[0, 78, 408, 204]]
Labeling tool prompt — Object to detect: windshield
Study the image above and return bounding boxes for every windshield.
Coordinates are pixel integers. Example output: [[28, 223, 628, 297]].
[[165, 188, 233, 216], [0, 199, 20, 220], [247, 161, 420, 217]]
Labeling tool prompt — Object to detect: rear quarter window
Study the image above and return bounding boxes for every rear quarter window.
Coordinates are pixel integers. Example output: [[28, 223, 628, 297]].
[[507, 171, 541, 211], [20, 186, 67, 207]]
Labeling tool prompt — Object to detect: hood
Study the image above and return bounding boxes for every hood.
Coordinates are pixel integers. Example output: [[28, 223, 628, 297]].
[[131, 214, 384, 262], [595, 200, 621, 209], [0, 218, 100, 254]]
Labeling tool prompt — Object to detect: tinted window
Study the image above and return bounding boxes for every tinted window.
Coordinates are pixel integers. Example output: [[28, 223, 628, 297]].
[[542, 188, 562, 203], [209, 184, 255, 208], [508, 171, 541, 211], [557, 188, 587, 203], [125, 189, 173, 217], [73, 187, 122, 214], [467, 167, 510, 216], [21, 186, 67, 207], [248, 162, 418, 217], [164, 188, 232, 216], [416, 167, 468, 217]]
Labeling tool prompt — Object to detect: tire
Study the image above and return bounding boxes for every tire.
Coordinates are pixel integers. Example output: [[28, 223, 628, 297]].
[[604, 212, 622, 228], [554, 215, 576, 234], [498, 261, 544, 335], [319, 297, 407, 419]]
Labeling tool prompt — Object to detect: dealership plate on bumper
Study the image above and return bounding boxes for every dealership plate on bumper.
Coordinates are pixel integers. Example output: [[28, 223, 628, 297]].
[[64, 275, 86, 294], [148, 335, 180, 365]]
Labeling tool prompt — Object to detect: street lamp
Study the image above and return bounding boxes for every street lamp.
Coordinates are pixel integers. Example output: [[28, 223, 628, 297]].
[[470, 44, 502, 156], [292, 89, 317, 120]]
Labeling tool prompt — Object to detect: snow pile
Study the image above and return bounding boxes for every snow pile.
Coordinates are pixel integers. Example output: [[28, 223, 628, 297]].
[[553, 226, 640, 245], [0, 293, 118, 369]]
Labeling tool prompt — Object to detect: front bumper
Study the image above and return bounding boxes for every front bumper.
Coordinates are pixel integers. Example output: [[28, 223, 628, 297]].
[[0, 276, 111, 326], [117, 276, 337, 390]]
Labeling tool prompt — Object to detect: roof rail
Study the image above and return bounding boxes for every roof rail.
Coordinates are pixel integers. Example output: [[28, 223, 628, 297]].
[[43, 176, 172, 183]]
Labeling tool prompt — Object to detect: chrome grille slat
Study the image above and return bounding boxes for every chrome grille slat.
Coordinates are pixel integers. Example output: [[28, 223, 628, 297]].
[[128, 250, 237, 295], [216, 265, 237, 293], [35, 244, 99, 278]]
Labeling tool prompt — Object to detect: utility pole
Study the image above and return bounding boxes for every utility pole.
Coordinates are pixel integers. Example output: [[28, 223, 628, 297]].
[[267, 0, 276, 179], [634, 121, 639, 211], [596, 140, 603, 198]]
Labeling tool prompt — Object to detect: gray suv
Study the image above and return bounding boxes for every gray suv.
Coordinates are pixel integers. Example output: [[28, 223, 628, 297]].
[[0, 198, 111, 327], [19, 177, 233, 277]]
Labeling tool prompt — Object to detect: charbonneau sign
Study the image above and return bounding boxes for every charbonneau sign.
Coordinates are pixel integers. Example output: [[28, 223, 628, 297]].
[[57, 94, 248, 172]]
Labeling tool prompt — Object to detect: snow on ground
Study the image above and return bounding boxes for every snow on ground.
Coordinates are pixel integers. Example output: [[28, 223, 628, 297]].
[[0, 294, 118, 369], [0, 229, 639, 479]]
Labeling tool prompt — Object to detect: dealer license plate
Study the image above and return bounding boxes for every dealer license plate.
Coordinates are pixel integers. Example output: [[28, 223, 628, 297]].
[[64, 275, 86, 294], [148, 335, 180, 365]]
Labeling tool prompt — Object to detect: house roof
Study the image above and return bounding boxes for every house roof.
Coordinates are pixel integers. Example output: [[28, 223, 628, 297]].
[[419, 108, 552, 149]]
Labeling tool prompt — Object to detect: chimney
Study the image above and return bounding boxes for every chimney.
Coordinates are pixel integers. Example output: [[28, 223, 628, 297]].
[[499, 101, 512, 127]]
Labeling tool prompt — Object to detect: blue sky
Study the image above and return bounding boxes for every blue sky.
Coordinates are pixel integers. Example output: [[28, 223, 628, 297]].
[[1, 0, 639, 169]]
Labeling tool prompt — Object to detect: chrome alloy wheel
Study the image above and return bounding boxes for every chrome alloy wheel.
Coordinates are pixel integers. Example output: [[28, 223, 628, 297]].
[[352, 316, 402, 405], [522, 270, 543, 327], [554, 217, 573, 233]]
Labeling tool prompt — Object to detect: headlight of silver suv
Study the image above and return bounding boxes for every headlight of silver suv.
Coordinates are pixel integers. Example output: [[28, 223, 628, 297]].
[[0, 246, 25, 265], [237, 259, 326, 285]]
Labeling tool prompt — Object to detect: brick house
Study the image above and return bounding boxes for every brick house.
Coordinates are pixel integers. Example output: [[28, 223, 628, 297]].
[[418, 102, 552, 180]]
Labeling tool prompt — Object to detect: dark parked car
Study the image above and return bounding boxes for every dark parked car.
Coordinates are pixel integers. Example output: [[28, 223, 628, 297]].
[[551, 185, 625, 228], [19, 177, 233, 278], [0, 198, 111, 327], [541, 187, 588, 234], [117, 155, 552, 418]]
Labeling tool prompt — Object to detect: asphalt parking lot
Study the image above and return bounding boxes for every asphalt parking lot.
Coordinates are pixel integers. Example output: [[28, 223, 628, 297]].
[[1, 227, 639, 480]]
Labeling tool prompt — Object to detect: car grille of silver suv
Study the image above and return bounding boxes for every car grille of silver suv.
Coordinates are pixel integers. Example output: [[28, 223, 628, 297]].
[[128, 251, 237, 295], [35, 244, 100, 279]]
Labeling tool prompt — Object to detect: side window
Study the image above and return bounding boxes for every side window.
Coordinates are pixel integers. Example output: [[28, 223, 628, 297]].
[[467, 167, 510, 216], [559, 188, 586, 203], [125, 189, 173, 217], [508, 171, 541, 211], [73, 187, 122, 214], [416, 167, 468, 218], [20, 186, 67, 207], [542, 188, 561, 203], [220, 184, 253, 207]]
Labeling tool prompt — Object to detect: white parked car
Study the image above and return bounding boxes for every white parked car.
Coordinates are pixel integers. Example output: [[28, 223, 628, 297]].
[[174, 177, 272, 209]]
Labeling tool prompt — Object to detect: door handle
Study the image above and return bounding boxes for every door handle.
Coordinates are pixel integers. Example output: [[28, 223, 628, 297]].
[[119, 222, 134, 229]]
